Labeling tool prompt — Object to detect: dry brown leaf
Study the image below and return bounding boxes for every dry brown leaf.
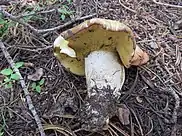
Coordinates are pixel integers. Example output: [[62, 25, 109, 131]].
[[118, 104, 130, 125], [130, 45, 149, 66], [27, 68, 43, 81]]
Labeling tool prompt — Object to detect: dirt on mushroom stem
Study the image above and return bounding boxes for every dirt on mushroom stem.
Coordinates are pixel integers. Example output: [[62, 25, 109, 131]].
[[79, 85, 118, 131]]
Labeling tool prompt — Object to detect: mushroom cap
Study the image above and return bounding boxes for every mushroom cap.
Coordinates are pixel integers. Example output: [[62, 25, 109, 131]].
[[54, 18, 149, 76]]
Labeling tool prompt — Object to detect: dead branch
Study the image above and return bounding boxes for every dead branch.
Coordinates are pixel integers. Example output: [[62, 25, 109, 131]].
[[0, 41, 46, 136], [168, 87, 180, 136], [109, 122, 130, 136], [0, 7, 96, 34], [16, 9, 56, 19], [153, 0, 182, 9], [0, 7, 39, 34], [118, 0, 137, 14]]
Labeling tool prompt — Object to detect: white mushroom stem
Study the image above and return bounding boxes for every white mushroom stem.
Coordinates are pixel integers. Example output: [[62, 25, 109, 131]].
[[85, 50, 125, 99]]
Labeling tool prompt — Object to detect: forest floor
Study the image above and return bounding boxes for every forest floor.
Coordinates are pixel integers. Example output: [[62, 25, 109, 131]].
[[0, 0, 182, 136]]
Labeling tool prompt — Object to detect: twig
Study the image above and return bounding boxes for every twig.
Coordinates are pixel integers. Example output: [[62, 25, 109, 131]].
[[0, 7, 39, 34], [118, 0, 137, 14], [168, 87, 180, 136], [108, 126, 119, 136], [33, 14, 96, 33], [16, 9, 56, 19], [0, 41, 46, 136], [109, 122, 130, 136], [0, 7, 96, 34], [145, 117, 154, 135], [129, 107, 144, 136], [153, 0, 182, 8]]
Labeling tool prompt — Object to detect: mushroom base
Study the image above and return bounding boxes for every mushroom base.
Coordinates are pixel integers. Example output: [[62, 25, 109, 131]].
[[80, 51, 125, 131], [80, 86, 117, 131]]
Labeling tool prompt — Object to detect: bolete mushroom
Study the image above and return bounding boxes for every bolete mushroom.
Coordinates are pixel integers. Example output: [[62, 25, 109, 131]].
[[53, 18, 149, 131]]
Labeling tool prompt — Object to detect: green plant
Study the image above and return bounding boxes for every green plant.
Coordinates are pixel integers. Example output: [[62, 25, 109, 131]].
[[31, 78, 45, 93], [66, 0, 72, 4], [0, 13, 13, 39], [0, 129, 3, 136], [58, 5, 73, 21], [22, 11, 36, 23], [0, 62, 24, 89], [58, 0, 72, 4]]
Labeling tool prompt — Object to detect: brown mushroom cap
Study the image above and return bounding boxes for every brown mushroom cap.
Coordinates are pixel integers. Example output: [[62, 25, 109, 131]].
[[54, 18, 149, 76]]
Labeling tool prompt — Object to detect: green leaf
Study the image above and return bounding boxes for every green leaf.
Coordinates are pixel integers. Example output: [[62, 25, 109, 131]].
[[31, 82, 37, 89], [67, 0, 71, 4], [15, 62, 24, 69], [34, 5, 41, 11], [23, 11, 35, 23], [39, 78, 45, 85], [5, 82, 12, 89], [0, 19, 6, 24], [0, 68, 13, 76], [0, 131, 4, 136], [4, 77, 11, 83], [61, 14, 66, 20], [10, 73, 20, 80], [35, 85, 41, 93], [63, 5, 69, 9], [58, 9, 66, 14], [0, 16, 10, 38], [58, 6, 73, 16]]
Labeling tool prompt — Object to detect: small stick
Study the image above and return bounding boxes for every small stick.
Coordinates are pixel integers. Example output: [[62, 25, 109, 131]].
[[0, 7, 39, 34], [153, 0, 182, 9], [109, 122, 130, 136], [16, 9, 56, 19], [0, 41, 46, 136], [0, 7, 96, 34], [118, 0, 137, 14], [129, 107, 144, 136]]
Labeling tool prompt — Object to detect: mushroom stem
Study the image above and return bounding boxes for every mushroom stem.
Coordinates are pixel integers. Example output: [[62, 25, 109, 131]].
[[85, 50, 125, 99], [80, 50, 125, 131]]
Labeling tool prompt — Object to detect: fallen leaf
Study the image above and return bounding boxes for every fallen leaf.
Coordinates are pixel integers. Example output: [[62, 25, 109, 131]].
[[118, 104, 130, 125], [28, 68, 43, 81], [130, 45, 149, 66]]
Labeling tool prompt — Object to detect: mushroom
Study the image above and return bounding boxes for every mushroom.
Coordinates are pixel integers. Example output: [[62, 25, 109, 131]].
[[53, 18, 149, 131]]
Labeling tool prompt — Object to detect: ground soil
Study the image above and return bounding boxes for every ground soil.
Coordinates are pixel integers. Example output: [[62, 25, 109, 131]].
[[0, 0, 182, 136]]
